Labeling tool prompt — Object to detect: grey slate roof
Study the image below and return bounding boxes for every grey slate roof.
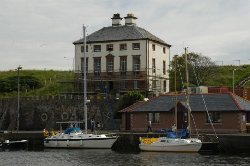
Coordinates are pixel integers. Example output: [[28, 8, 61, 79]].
[[122, 93, 250, 113], [73, 25, 171, 46], [234, 95, 250, 111]]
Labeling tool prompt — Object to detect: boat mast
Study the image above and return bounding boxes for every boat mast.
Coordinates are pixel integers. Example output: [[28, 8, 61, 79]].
[[174, 55, 178, 136], [83, 25, 87, 134], [185, 47, 191, 137]]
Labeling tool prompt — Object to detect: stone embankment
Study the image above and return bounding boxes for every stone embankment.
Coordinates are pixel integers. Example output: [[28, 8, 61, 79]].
[[0, 95, 119, 131]]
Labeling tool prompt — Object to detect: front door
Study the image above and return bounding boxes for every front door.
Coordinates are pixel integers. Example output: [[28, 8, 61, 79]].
[[125, 113, 131, 130], [177, 104, 188, 129], [108, 81, 113, 91]]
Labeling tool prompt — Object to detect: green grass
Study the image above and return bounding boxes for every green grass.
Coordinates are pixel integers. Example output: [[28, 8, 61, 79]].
[[1, 65, 250, 99], [206, 65, 250, 87], [0, 70, 74, 98]]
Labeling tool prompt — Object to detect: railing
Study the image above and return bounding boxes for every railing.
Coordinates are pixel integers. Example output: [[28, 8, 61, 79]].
[[237, 74, 250, 87]]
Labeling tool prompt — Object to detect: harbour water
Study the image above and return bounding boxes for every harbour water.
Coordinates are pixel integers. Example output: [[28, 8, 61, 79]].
[[0, 149, 250, 166]]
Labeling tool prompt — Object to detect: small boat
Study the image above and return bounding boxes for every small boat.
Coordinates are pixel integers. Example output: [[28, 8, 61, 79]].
[[139, 137, 202, 152], [140, 128, 202, 152], [44, 25, 118, 149], [139, 49, 202, 152], [0, 139, 28, 150], [44, 121, 117, 149]]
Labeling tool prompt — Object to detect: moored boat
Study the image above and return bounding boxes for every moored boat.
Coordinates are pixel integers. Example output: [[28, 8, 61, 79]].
[[44, 25, 118, 149], [139, 49, 202, 153], [0, 139, 28, 150], [44, 122, 117, 149], [139, 137, 202, 152]]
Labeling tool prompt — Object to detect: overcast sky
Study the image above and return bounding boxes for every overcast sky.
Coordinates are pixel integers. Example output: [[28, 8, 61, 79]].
[[0, 0, 250, 71]]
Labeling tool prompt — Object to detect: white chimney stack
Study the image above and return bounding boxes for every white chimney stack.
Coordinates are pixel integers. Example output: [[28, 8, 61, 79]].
[[111, 13, 122, 26], [124, 13, 137, 26]]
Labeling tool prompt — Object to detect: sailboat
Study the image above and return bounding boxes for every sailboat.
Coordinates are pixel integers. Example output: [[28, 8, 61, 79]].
[[44, 25, 118, 149], [139, 48, 202, 152]]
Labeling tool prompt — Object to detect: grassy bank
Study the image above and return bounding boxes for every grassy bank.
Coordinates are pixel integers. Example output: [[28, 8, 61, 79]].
[[0, 65, 250, 99], [0, 70, 74, 98], [206, 65, 250, 87]]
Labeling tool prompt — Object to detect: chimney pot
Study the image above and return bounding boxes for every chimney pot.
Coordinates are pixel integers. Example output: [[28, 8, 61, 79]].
[[111, 13, 122, 26], [124, 13, 137, 26]]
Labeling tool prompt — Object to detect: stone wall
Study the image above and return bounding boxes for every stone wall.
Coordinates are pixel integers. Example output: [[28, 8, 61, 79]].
[[0, 95, 119, 131]]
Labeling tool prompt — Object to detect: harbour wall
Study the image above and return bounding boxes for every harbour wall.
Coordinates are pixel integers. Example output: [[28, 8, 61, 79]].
[[0, 96, 119, 131], [1, 132, 250, 154]]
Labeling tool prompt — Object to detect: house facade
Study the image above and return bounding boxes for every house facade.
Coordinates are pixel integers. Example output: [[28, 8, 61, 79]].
[[119, 93, 250, 134], [73, 13, 171, 97]]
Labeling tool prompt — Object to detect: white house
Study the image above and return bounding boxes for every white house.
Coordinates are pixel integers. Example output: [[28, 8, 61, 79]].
[[73, 13, 171, 97]]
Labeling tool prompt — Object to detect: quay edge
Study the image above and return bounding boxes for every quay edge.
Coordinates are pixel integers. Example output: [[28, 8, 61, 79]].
[[0, 131, 44, 150], [1, 131, 250, 154]]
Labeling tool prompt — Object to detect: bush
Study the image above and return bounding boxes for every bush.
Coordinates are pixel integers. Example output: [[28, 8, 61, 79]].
[[0, 76, 42, 93], [118, 91, 145, 110]]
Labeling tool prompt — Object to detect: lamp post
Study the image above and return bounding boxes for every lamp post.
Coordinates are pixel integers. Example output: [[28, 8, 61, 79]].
[[64, 56, 72, 71], [17, 65, 22, 132], [233, 68, 236, 94]]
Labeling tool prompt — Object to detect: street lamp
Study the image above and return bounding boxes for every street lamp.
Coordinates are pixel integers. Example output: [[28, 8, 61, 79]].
[[64, 56, 72, 71], [233, 68, 236, 94], [16, 65, 22, 132]]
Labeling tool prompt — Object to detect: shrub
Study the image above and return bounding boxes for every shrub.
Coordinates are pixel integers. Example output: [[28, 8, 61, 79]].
[[0, 76, 42, 93]]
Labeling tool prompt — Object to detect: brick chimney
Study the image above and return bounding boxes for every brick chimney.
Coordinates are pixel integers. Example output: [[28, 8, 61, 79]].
[[124, 13, 137, 26], [111, 13, 122, 26]]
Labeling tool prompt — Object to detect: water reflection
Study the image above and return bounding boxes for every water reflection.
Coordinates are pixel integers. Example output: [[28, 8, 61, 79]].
[[0, 149, 250, 166]]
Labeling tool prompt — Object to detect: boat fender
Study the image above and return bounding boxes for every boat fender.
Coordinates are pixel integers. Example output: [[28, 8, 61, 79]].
[[43, 129, 49, 137], [41, 113, 48, 122], [51, 131, 58, 136]]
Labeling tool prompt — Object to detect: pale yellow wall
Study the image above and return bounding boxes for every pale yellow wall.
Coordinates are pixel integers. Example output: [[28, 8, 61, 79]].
[[147, 41, 170, 93], [75, 40, 147, 72], [75, 39, 170, 93]]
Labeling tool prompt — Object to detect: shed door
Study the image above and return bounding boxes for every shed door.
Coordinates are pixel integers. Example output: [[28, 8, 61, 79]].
[[177, 104, 188, 129], [125, 113, 131, 130]]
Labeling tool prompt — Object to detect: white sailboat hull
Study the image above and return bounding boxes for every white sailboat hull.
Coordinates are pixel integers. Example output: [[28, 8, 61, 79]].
[[139, 138, 202, 152], [44, 133, 117, 149]]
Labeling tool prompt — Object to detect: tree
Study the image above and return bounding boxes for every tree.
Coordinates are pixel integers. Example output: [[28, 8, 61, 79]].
[[0, 76, 42, 93], [169, 52, 216, 92], [114, 91, 145, 118], [118, 91, 145, 110], [189, 53, 217, 85]]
